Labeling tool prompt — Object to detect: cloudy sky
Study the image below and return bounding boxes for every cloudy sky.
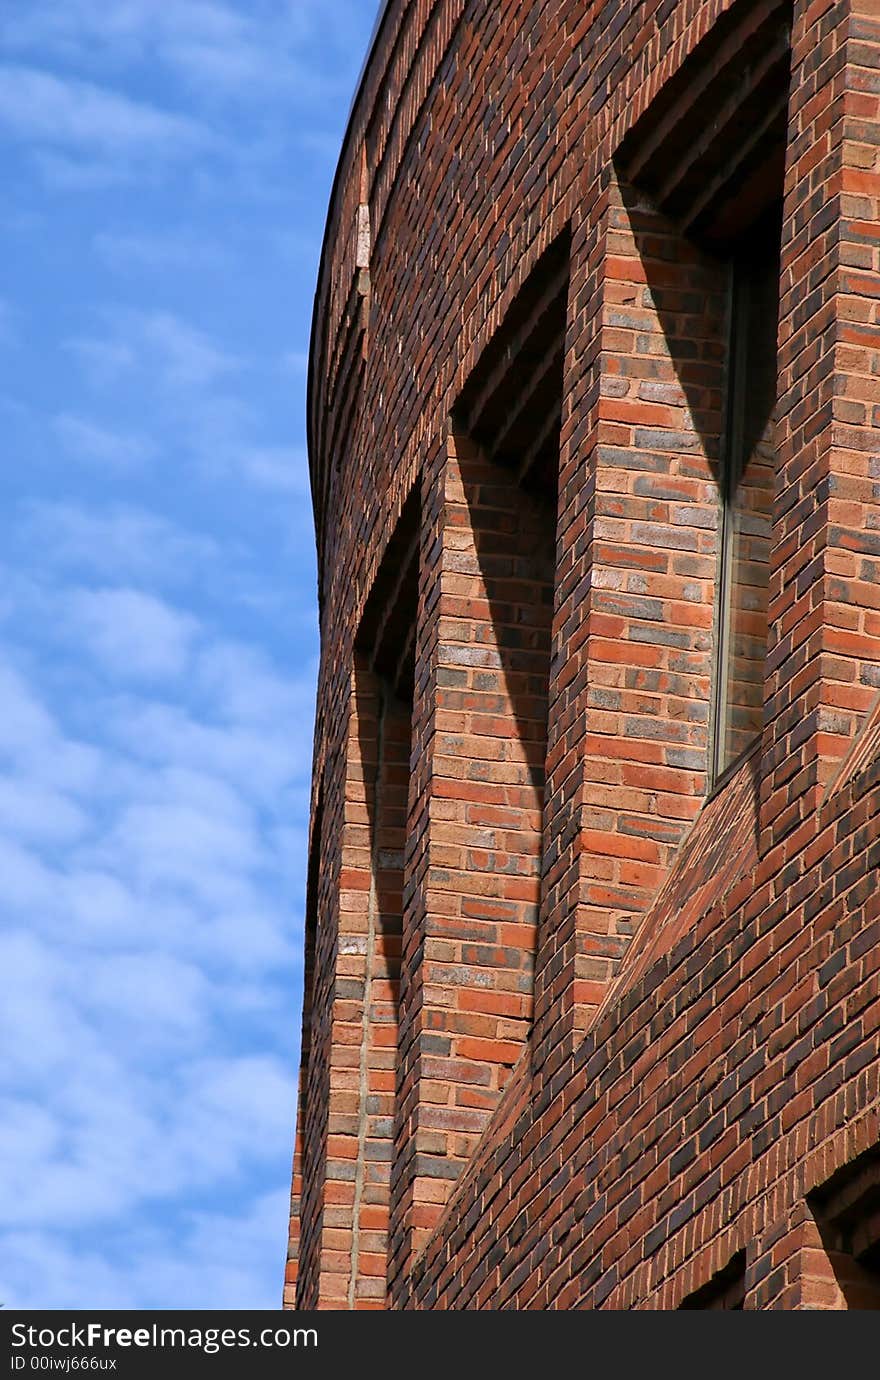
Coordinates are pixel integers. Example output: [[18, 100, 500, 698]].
[[0, 0, 378, 1309]]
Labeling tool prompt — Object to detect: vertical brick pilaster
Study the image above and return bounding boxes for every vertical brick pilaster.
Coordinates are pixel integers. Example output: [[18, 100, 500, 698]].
[[534, 168, 725, 1067], [286, 789, 317, 1302], [748, 1204, 813, 1309], [294, 667, 408, 1310], [830, 0, 880, 731], [389, 433, 553, 1296], [308, 672, 370, 1309], [345, 663, 410, 1308], [293, 763, 337, 1309], [285, 784, 321, 1306], [761, 0, 880, 846], [582, 171, 724, 962], [797, 1211, 853, 1310], [389, 461, 440, 1298], [285, 1068, 307, 1308], [532, 194, 607, 1071]]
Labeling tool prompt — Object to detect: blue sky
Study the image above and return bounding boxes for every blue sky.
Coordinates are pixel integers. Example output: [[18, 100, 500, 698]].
[[0, 0, 378, 1310]]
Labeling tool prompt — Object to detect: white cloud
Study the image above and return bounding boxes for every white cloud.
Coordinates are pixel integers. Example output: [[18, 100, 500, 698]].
[[196, 640, 316, 736], [0, 297, 16, 345], [0, 64, 211, 158], [61, 308, 319, 502], [0, 778, 89, 843], [0, 0, 369, 1312], [93, 229, 229, 272], [0, 599, 307, 1302], [105, 642, 317, 800], [1, 1, 248, 73], [0, 839, 58, 911], [87, 952, 212, 1039], [68, 310, 240, 393], [54, 412, 156, 469], [0, 1187, 290, 1309], [64, 336, 135, 387], [280, 348, 308, 375], [64, 587, 198, 679], [138, 311, 240, 388], [0, 0, 367, 106], [32, 150, 142, 190], [61, 868, 143, 944], [22, 502, 221, 585], [0, 663, 102, 793], [0, 0, 376, 201], [183, 1055, 294, 1144], [0, 664, 58, 755], [108, 796, 265, 893], [0, 912, 296, 1232], [233, 445, 310, 494]]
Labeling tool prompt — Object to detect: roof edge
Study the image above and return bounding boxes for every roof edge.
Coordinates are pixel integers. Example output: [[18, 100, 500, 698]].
[[306, 0, 398, 566]]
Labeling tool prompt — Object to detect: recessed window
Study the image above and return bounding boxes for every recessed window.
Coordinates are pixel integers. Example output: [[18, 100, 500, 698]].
[[615, 0, 791, 794], [710, 210, 781, 786], [679, 1249, 746, 1309], [808, 1145, 880, 1309]]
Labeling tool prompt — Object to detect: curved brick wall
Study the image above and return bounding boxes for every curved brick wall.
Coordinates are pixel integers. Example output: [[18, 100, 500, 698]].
[[287, 0, 880, 1310]]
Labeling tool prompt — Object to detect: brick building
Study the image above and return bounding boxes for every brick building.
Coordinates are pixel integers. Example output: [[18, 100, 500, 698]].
[[285, 0, 880, 1309]]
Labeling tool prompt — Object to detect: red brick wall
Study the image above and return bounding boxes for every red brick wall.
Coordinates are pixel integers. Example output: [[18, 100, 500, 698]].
[[289, 0, 880, 1309], [762, 0, 880, 850], [406, 761, 880, 1308]]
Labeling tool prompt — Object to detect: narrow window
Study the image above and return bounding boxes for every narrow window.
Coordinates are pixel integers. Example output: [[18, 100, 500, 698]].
[[710, 210, 781, 785], [614, 0, 792, 795], [300, 784, 324, 1082]]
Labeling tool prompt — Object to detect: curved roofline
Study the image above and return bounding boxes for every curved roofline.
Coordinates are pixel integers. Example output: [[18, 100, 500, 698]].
[[306, 0, 397, 538], [351, 1, 393, 121]]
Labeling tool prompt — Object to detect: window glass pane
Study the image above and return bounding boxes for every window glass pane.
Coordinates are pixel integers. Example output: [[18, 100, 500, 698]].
[[714, 224, 779, 781], [721, 422, 774, 771]]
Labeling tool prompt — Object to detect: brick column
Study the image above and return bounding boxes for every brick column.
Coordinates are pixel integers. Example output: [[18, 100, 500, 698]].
[[284, 786, 320, 1306], [747, 1205, 813, 1309], [761, 0, 880, 847], [342, 663, 410, 1308], [294, 666, 409, 1309], [290, 768, 336, 1309], [389, 433, 554, 1296], [533, 167, 726, 1068]]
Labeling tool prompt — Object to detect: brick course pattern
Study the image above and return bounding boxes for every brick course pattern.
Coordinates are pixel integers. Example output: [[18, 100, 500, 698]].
[[285, 0, 880, 1309]]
